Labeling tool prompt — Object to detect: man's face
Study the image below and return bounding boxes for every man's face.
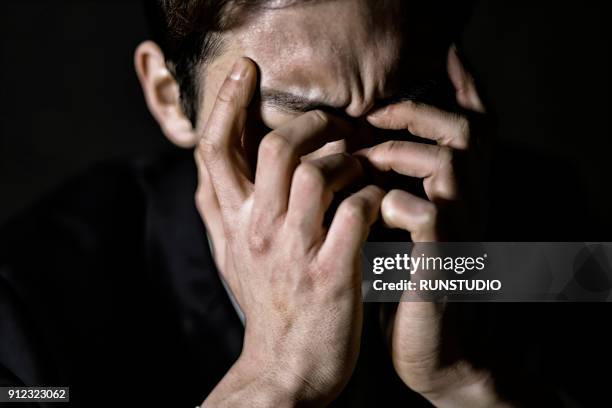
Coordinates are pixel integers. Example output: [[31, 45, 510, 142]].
[[196, 0, 449, 137]]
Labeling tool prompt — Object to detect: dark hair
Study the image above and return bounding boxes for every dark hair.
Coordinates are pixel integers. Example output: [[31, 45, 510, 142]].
[[143, 1, 260, 125], [143, 0, 474, 127]]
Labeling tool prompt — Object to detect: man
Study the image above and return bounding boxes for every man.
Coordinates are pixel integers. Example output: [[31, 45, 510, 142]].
[[138, 0, 505, 405], [0, 1, 586, 406]]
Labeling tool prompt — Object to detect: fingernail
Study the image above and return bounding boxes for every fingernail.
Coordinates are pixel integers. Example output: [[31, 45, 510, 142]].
[[229, 58, 249, 81]]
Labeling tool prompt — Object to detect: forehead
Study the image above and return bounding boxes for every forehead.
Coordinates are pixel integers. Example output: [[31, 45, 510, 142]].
[[199, 0, 450, 129], [230, 1, 403, 105]]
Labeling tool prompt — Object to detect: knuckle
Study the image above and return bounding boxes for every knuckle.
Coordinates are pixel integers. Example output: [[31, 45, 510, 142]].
[[430, 147, 457, 200], [294, 162, 326, 191], [403, 99, 419, 115], [246, 230, 272, 256], [405, 119, 418, 136], [384, 188, 403, 205], [429, 176, 456, 200], [391, 99, 415, 115], [259, 131, 292, 160], [381, 189, 402, 222], [418, 201, 438, 228], [381, 140, 400, 154], [340, 196, 369, 224], [403, 99, 417, 110], [401, 101, 419, 133]]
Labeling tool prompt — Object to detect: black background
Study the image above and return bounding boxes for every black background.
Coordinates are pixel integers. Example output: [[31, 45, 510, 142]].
[[1, 1, 610, 232], [1, 2, 612, 406]]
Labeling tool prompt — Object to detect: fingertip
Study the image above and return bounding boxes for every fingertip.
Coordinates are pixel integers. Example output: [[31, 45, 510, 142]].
[[228, 56, 256, 81], [366, 107, 388, 125], [218, 57, 258, 108], [380, 189, 403, 227], [447, 45, 486, 113], [366, 102, 416, 130], [448, 43, 460, 61], [351, 146, 373, 159], [447, 44, 466, 89]]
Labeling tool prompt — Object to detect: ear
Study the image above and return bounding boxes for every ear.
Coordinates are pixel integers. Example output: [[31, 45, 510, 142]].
[[134, 40, 198, 147]]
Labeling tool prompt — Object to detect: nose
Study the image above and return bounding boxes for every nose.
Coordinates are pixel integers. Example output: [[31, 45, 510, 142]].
[[345, 98, 375, 118], [344, 85, 377, 118]]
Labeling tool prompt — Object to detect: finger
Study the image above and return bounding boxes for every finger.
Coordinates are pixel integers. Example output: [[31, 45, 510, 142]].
[[198, 57, 257, 212], [320, 185, 385, 266], [367, 101, 471, 150], [355, 141, 457, 201], [253, 110, 352, 222], [355, 140, 447, 178], [194, 148, 227, 266], [286, 153, 363, 243], [381, 189, 439, 242], [447, 44, 486, 113]]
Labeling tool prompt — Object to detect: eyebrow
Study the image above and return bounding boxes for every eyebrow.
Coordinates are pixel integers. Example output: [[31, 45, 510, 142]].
[[259, 78, 442, 115], [260, 87, 339, 114]]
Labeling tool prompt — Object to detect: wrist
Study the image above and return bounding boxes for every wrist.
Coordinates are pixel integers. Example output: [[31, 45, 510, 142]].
[[240, 325, 347, 405], [203, 352, 324, 408], [238, 347, 336, 406]]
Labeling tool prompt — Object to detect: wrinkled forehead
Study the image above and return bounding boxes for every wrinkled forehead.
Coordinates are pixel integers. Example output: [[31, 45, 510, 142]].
[[230, 0, 404, 104]]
